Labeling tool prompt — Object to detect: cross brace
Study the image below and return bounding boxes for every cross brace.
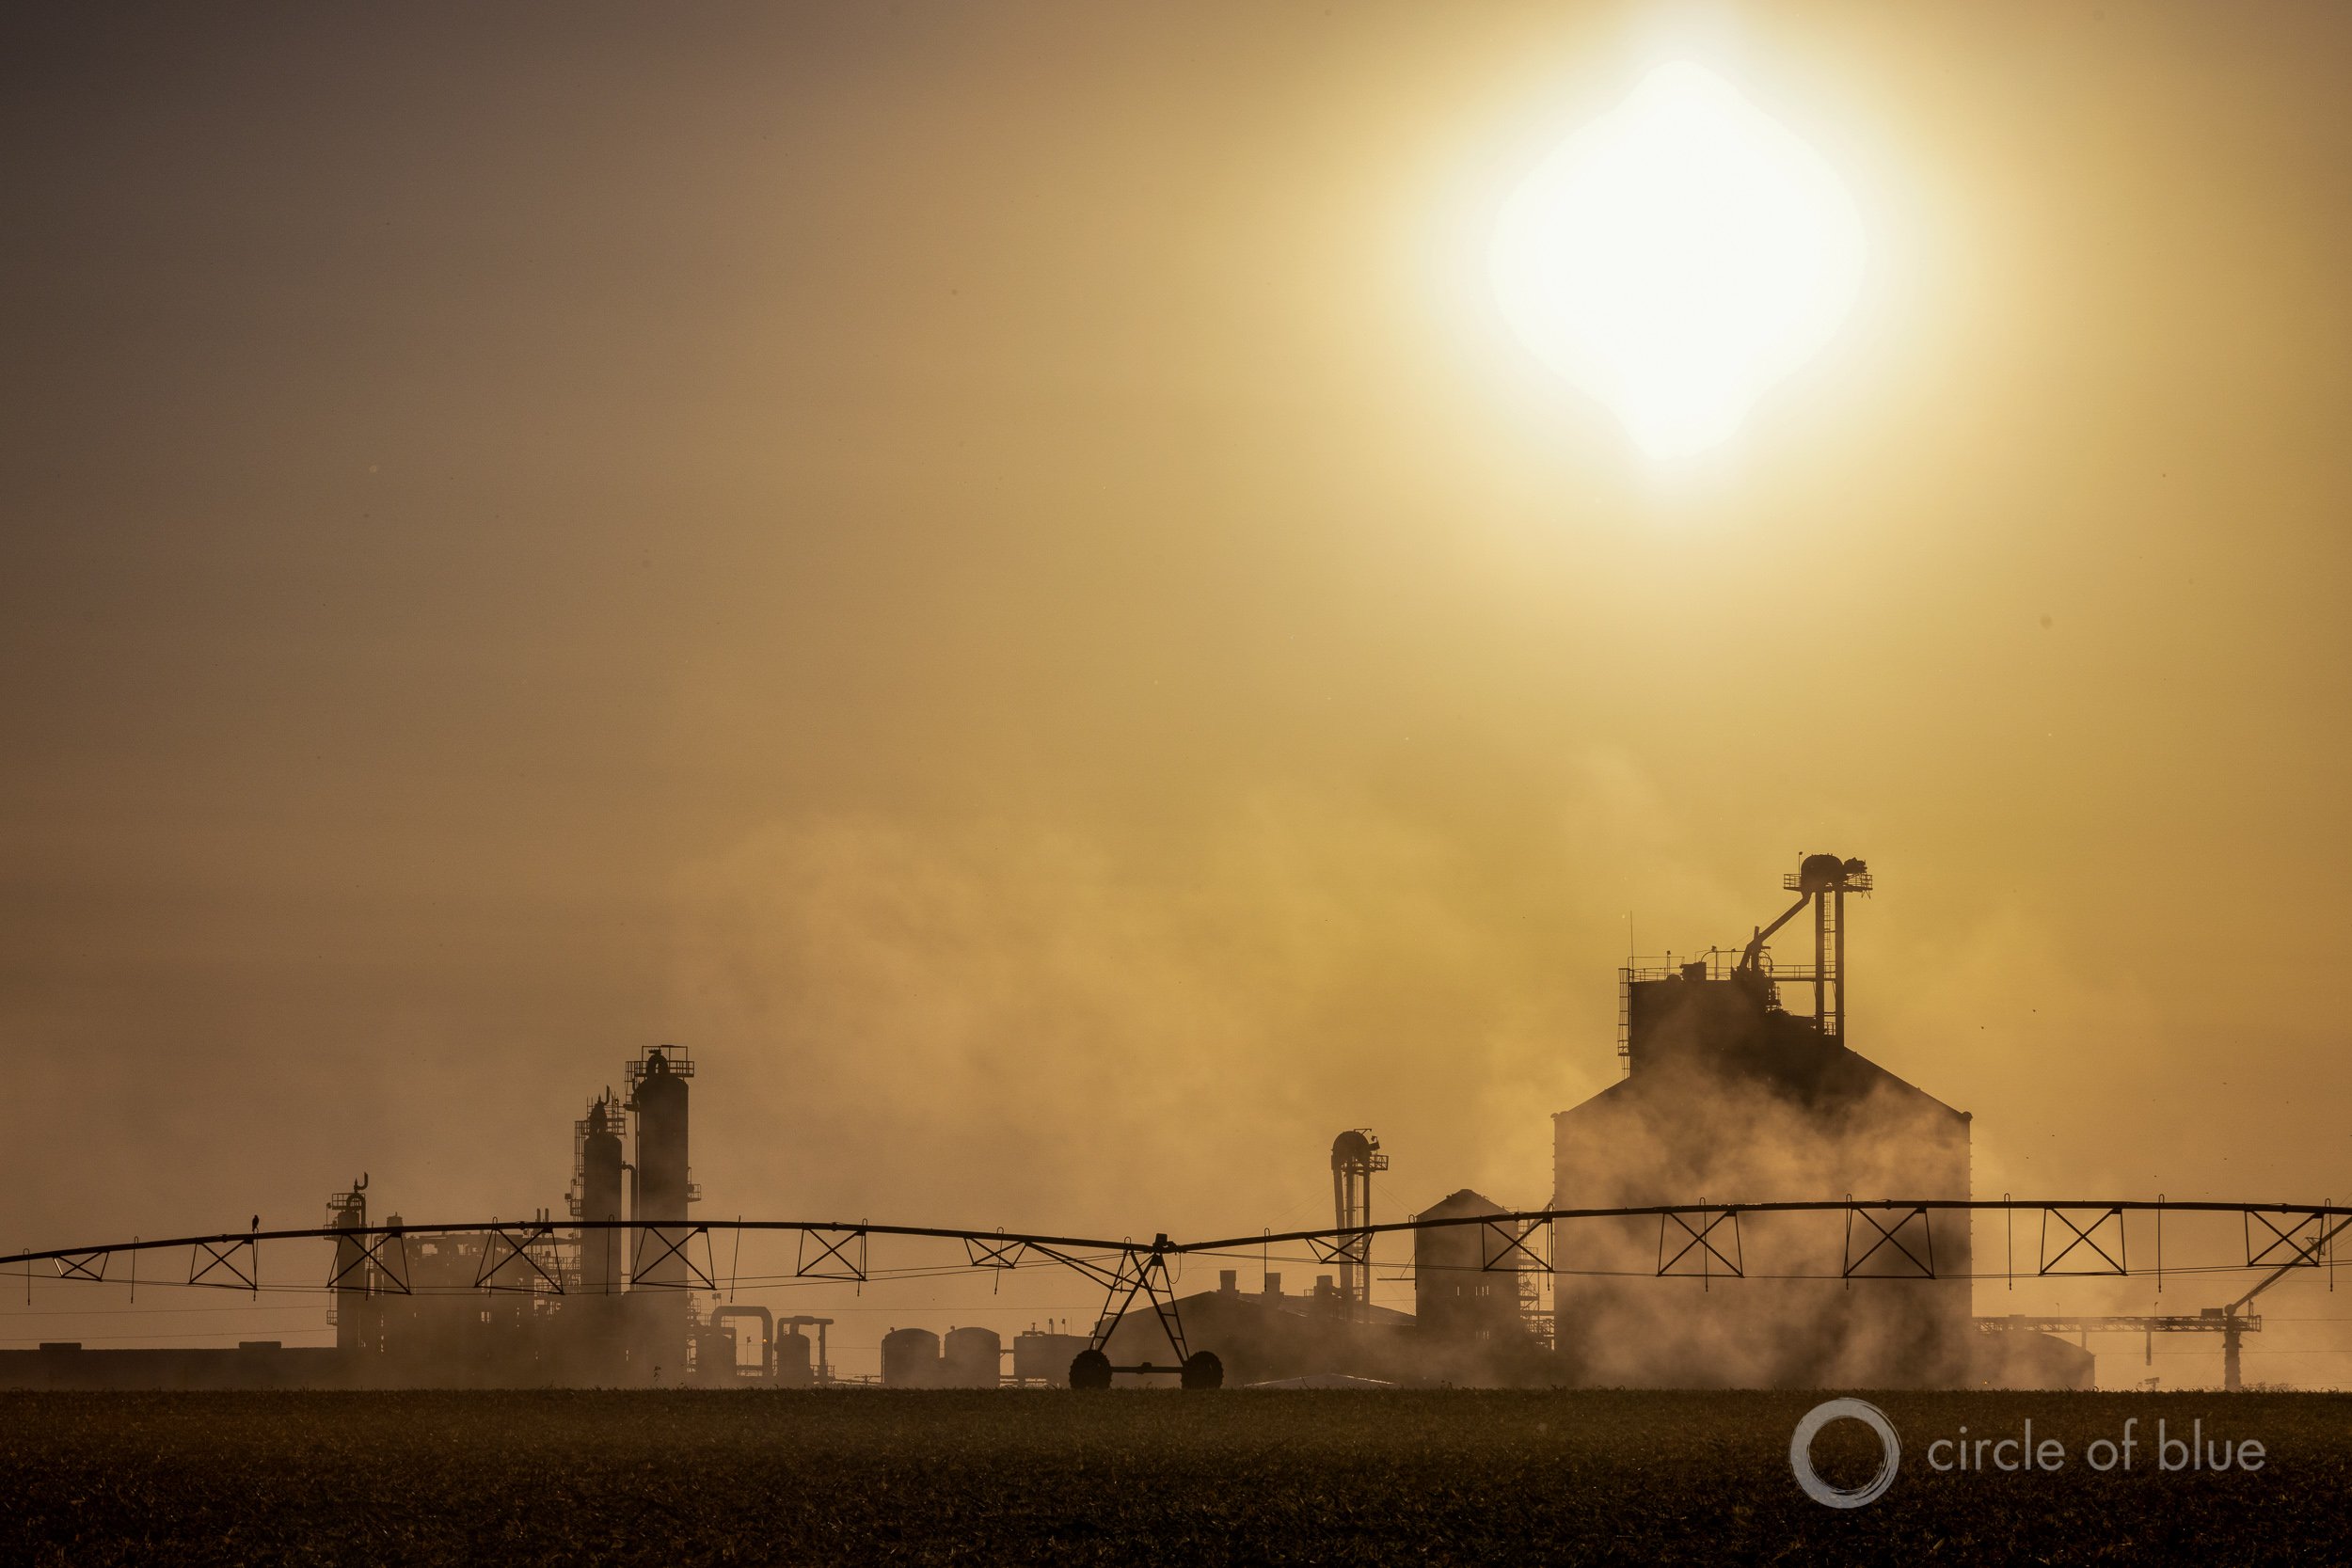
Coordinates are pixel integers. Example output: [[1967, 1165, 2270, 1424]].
[[477, 1225, 564, 1292], [1659, 1209, 1743, 1278], [628, 1226, 713, 1291], [188, 1239, 257, 1292], [2041, 1208, 2127, 1275], [1845, 1204, 1936, 1278], [1086, 1238, 1190, 1365], [2245, 1211, 2328, 1270], [1482, 1217, 1549, 1273], [797, 1227, 867, 1282], [327, 1229, 412, 1294]]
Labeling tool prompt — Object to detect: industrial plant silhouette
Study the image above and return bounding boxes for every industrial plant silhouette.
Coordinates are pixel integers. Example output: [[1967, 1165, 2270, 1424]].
[[4, 856, 2315, 1392]]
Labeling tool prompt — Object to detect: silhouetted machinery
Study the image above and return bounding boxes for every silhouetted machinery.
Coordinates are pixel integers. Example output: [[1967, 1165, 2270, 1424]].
[[1330, 1128, 1388, 1314], [1735, 852, 1870, 1039], [15, 844, 2322, 1397], [573, 1094, 625, 1294], [627, 1046, 696, 1286]]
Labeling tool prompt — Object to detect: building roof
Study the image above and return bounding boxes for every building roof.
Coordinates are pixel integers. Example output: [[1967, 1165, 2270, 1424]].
[[1565, 971, 1968, 1126], [1413, 1188, 1508, 1222]]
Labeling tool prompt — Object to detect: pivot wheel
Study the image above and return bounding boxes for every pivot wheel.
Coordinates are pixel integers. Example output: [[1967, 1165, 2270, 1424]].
[[1181, 1351, 1224, 1390], [1068, 1349, 1113, 1390]]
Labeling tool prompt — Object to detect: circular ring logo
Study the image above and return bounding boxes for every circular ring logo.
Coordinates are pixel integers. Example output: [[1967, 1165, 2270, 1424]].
[[1789, 1398, 1900, 1509]]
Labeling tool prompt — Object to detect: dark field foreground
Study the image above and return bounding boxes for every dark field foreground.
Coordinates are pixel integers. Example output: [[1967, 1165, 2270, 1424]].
[[4, 1388, 2348, 1565]]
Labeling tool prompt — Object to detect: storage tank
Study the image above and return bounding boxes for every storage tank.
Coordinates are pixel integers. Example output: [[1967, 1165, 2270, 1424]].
[[1412, 1188, 1520, 1338], [777, 1328, 814, 1387], [880, 1328, 943, 1388], [577, 1095, 625, 1294], [942, 1326, 1001, 1388], [1012, 1328, 1094, 1386]]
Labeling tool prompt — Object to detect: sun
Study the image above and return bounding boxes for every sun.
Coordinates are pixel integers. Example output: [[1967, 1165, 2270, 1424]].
[[1491, 62, 1867, 459]]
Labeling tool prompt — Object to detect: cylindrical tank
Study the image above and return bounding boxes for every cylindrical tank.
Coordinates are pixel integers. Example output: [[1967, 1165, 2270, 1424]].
[[880, 1327, 942, 1388], [942, 1326, 1001, 1389], [579, 1097, 625, 1293], [1012, 1329, 1092, 1386], [629, 1048, 691, 1287], [691, 1322, 739, 1386], [777, 1329, 814, 1387]]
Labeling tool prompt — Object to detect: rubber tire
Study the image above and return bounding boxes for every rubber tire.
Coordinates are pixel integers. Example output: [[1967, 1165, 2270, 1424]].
[[1068, 1348, 1113, 1390], [1181, 1351, 1224, 1390]]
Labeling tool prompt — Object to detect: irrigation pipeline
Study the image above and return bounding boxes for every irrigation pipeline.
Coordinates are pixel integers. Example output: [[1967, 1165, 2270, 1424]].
[[4, 1197, 2347, 1275]]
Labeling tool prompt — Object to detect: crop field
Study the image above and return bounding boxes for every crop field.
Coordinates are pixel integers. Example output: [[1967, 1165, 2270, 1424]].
[[3, 1387, 2347, 1565]]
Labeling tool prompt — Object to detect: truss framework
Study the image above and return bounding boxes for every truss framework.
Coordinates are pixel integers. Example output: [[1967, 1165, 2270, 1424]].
[[326, 1229, 412, 1294], [962, 1233, 1025, 1270], [1844, 1204, 1936, 1279], [796, 1227, 867, 1283], [1658, 1209, 1743, 1280], [1018, 1241, 1127, 1291], [188, 1238, 257, 1292], [628, 1226, 714, 1292], [479, 1225, 565, 1293], [2245, 1210, 2328, 1270], [1310, 1229, 1372, 1269], [2041, 1207, 2127, 1275], [1084, 1238, 1190, 1367], [22, 1198, 2352, 1380], [1481, 1217, 1550, 1274]]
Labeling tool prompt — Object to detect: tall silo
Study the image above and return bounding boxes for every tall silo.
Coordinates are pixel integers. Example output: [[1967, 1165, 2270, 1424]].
[[1553, 854, 1976, 1388], [1411, 1188, 1523, 1339]]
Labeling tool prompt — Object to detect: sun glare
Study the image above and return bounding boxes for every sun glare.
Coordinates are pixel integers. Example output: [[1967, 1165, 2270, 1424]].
[[1491, 61, 1867, 459]]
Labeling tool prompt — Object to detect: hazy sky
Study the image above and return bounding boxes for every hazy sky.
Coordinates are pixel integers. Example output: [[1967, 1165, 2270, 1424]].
[[8, 4, 2352, 1374]]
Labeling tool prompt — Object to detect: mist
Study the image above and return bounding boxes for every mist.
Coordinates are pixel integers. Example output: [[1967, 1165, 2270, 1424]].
[[8, 5, 2352, 1391]]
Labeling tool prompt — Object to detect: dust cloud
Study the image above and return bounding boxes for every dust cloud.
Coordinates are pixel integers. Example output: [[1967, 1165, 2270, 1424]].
[[8, 6, 2352, 1389]]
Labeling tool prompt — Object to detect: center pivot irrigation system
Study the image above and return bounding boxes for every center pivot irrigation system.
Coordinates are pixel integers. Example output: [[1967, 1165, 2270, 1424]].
[[9, 1198, 2344, 1389]]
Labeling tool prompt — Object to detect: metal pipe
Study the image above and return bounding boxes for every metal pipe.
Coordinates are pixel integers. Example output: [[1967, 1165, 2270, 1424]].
[[20, 1200, 2352, 1273], [1739, 894, 1811, 973], [1834, 885, 1847, 1039], [1813, 893, 1827, 1024], [709, 1306, 774, 1379]]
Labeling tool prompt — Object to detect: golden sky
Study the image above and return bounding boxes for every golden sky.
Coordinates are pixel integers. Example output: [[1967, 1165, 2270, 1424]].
[[7, 4, 2352, 1368]]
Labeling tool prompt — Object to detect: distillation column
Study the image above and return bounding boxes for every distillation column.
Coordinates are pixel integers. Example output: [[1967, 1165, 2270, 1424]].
[[626, 1046, 695, 1381]]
